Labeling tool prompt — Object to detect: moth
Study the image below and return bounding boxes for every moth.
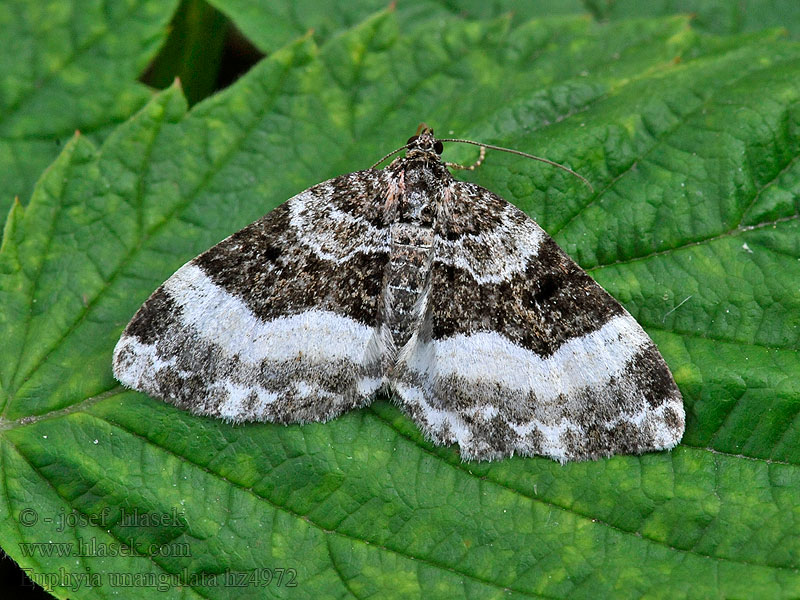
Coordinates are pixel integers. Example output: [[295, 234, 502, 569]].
[[113, 126, 684, 462]]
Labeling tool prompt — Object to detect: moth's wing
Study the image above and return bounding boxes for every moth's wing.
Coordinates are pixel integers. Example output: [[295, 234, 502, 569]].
[[393, 181, 684, 462], [113, 170, 391, 423]]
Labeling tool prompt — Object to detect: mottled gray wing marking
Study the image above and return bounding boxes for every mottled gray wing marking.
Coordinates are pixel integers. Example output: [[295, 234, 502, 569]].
[[393, 181, 684, 462], [113, 170, 392, 424]]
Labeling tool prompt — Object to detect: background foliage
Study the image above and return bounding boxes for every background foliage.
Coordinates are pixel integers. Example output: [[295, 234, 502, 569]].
[[1, 1, 799, 598]]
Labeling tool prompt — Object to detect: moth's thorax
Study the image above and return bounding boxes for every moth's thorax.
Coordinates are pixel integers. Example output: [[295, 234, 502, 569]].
[[381, 155, 450, 366]]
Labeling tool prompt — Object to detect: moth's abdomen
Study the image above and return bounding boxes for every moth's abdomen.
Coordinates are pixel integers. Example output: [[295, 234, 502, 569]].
[[382, 222, 434, 364], [379, 162, 441, 369]]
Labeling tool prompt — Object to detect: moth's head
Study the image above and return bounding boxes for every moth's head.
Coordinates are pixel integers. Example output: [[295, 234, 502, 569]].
[[406, 124, 444, 157]]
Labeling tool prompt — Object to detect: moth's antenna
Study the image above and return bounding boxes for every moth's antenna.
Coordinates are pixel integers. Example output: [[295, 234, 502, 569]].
[[439, 138, 593, 191], [370, 145, 410, 170], [445, 145, 486, 171]]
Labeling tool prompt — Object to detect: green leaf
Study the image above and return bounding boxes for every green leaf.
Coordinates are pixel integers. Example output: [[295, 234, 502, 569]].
[[0, 0, 180, 216], [208, 0, 800, 54], [2, 9, 800, 599], [587, 0, 800, 39], [207, 0, 586, 52]]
